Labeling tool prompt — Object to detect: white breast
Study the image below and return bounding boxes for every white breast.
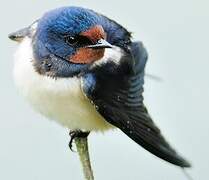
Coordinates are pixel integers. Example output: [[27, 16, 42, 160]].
[[13, 37, 113, 131]]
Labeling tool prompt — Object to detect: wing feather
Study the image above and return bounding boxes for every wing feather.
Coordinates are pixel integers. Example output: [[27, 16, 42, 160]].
[[83, 42, 191, 167]]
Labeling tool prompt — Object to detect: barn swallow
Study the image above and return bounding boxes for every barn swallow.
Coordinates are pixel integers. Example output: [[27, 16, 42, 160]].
[[9, 6, 191, 168]]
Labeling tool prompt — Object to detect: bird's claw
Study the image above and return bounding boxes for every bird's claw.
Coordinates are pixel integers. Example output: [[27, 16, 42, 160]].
[[69, 130, 90, 152]]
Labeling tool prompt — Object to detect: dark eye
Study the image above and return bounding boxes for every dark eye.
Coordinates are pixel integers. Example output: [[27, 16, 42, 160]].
[[64, 36, 79, 45], [64, 35, 93, 47]]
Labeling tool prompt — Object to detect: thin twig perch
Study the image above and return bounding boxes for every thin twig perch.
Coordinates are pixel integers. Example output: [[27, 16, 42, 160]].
[[75, 137, 94, 180]]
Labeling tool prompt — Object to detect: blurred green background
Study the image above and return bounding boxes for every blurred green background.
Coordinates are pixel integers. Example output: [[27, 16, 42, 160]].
[[1, 0, 208, 179]]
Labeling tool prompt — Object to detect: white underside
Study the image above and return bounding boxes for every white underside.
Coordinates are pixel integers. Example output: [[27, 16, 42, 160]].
[[13, 37, 120, 131]]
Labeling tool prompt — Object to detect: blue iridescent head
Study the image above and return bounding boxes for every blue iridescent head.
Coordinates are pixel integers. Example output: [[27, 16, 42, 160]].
[[9, 6, 131, 77]]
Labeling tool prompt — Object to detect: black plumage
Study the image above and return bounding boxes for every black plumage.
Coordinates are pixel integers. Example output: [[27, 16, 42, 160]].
[[85, 42, 191, 167]]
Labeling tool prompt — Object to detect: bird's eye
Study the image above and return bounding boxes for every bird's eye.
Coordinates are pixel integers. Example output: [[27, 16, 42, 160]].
[[64, 36, 79, 45], [64, 35, 93, 47]]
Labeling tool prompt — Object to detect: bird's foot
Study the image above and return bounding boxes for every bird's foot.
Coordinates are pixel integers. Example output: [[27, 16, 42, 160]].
[[69, 130, 90, 151]]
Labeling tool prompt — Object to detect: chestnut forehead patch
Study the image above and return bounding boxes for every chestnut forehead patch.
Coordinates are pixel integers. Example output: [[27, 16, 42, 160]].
[[80, 25, 106, 43], [68, 25, 106, 64]]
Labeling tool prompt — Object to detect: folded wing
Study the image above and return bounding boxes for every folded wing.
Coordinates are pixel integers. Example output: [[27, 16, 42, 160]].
[[84, 42, 191, 167]]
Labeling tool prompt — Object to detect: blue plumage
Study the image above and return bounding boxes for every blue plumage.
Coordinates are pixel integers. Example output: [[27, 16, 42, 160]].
[[9, 6, 191, 169], [31, 6, 131, 77], [82, 73, 97, 97], [34, 7, 99, 59]]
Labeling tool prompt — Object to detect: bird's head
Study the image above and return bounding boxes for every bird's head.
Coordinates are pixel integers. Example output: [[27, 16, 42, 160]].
[[9, 7, 131, 77]]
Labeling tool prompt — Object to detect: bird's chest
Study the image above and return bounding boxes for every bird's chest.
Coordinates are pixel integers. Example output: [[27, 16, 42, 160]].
[[13, 38, 112, 131]]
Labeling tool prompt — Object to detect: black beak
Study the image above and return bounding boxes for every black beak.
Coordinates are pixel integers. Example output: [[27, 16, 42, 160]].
[[8, 27, 30, 42], [87, 39, 113, 49]]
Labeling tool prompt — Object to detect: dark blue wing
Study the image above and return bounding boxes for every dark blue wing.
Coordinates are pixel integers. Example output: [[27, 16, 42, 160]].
[[83, 42, 191, 167]]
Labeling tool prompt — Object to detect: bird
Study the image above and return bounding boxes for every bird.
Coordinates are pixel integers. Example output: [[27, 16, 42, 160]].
[[9, 6, 191, 168]]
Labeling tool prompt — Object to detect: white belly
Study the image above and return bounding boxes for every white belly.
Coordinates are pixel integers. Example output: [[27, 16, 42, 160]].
[[13, 37, 113, 131]]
